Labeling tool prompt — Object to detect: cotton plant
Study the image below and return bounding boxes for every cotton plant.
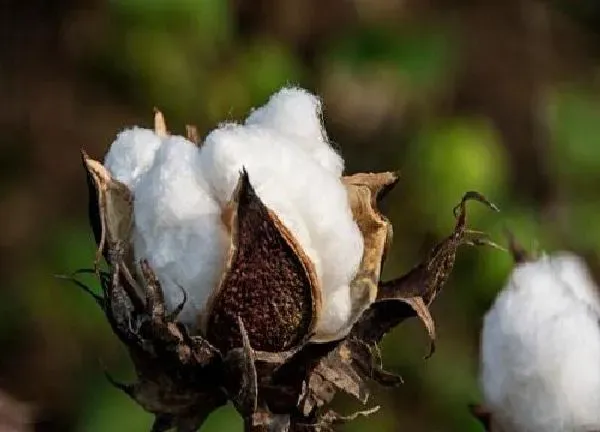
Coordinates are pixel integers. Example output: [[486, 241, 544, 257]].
[[478, 246, 600, 432], [73, 87, 499, 431]]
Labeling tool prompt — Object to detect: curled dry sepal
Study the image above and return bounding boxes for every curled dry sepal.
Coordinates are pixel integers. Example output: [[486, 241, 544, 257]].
[[67, 90, 499, 432]]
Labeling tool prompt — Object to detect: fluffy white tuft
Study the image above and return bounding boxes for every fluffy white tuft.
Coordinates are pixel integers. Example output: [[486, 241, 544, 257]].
[[132, 135, 228, 324], [245, 87, 345, 177], [480, 252, 600, 432], [104, 127, 163, 188]]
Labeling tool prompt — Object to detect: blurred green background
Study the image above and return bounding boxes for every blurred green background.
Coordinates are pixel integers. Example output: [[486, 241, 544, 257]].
[[2, 0, 600, 430]]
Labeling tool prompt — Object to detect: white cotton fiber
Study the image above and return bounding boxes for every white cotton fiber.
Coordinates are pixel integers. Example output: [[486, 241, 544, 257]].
[[245, 87, 345, 177], [317, 286, 353, 338], [480, 252, 600, 432], [132, 135, 228, 325], [104, 127, 163, 188], [199, 100, 363, 338]]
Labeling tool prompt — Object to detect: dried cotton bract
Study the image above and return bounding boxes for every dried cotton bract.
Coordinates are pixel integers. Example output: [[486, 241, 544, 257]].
[[75, 86, 499, 432], [480, 252, 600, 432]]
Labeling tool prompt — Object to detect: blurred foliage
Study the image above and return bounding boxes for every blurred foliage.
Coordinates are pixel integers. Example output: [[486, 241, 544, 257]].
[[3, 0, 600, 430]]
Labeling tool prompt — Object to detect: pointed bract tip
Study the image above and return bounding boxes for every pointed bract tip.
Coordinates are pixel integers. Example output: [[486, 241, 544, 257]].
[[504, 227, 532, 264], [153, 107, 168, 137], [234, 168, 252, 199], [453, 191, 500, 218], [81, 148, 93, 173], [377, 171, 401, 202], [103, 368, 134, 398], [185, 124, 200, 144], [424, 340, 436, 360], [81, 152, 112, 183]]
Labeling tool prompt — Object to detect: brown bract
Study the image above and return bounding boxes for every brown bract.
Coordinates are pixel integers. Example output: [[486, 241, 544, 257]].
[[64, 114, 500, 431], [205, 170, 319, 353]]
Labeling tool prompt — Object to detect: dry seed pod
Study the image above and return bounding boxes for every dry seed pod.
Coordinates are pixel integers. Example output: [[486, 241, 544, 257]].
[[67, 90, 499, 431], [205, 170, 319, 352]]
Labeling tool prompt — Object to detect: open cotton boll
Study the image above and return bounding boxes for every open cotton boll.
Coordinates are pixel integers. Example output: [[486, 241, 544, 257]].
[[245, 87, 345, 177], [104, 127, 163, 189], [133, 135, 228, 325], [199, 123, 363, 337], [480, 253, 600, 432]]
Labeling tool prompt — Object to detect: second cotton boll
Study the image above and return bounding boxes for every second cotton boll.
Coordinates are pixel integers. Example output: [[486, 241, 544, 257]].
[[480, 252, 600, 432], [102, 87, 365, 341]]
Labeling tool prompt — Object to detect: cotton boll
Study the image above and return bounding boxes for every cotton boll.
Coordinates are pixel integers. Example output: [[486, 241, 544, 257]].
[[245, 87, 345, 176], [480, 253, 600, 432], [133, 135, 228, 325], [199, 123, 363, 337], [104, 127, 163, 188]]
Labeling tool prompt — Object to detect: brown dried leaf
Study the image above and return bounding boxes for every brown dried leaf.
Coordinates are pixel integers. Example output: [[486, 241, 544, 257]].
[[295, 339, 382, 417], [294, 337, 402, 419], [206, 170, 320, 353], [82, 150, 134, 264], [354, 191, 500, 356], [301, 343, 369, 416], [98, 261, 226, 432], [344, 171, 398, 267], [82, 151, 146, 311]]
